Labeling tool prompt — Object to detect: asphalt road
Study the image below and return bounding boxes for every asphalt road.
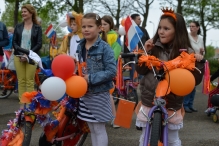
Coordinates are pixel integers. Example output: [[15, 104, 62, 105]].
[[0, 83, 219, 146]]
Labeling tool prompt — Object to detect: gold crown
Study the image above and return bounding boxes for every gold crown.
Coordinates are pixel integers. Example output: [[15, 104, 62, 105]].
[[161, 7, 176, 21], [161, 7, 175, 13]]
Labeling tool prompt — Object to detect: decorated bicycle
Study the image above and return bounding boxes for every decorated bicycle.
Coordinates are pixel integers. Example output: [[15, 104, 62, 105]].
[[0, 54, 89, 146]]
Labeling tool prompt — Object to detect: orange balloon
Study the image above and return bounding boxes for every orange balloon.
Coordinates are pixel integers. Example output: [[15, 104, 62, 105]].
[[109, 83, 115, 94], [121, 18, 126, 27], [165, 68, 195, 96], [65, 76, 87, 98]]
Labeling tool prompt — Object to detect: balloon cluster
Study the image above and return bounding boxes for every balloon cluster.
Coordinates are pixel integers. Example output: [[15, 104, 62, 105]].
[[118, 18, 126, 36], [41, 55, 87, 101]]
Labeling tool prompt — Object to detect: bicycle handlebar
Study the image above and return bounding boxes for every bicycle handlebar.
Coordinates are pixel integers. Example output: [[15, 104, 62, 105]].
[[120, 53, 140, 58], [138, 52, 205, 72]]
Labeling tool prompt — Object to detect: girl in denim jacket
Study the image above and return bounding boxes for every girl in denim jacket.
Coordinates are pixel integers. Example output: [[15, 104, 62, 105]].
[[77, 13, 117, 146]]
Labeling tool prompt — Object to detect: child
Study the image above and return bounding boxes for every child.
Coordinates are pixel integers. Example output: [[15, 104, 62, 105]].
[[101, 15, 122, 128], [135, 8, 204, 146], [101, 15, 121, 61], [76, 13, 117, 146], [3, 27, 14, 57], [58, 11, 83, 58]]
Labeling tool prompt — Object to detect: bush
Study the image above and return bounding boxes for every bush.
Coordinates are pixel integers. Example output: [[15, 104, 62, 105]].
[[208, 59, 219, 75]]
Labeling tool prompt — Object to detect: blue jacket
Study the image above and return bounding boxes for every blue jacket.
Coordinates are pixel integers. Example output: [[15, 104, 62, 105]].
[[0, 22, 9, 55], [77, 37, 116, 93], [3, 33, 13, 50]]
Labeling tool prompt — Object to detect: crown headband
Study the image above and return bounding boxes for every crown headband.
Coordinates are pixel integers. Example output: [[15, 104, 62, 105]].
[[161, 7, 177, 21]]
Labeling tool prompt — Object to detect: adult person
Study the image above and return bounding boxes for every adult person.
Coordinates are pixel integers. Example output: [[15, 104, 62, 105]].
[[0, 21, 9, 67], [12, 4, 42, 102], [183, 21, 205, 113]]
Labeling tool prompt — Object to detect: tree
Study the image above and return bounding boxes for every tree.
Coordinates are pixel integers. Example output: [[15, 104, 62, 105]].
[[205, 45, 215, 59], [183, 0, 219, 49], [131, 0, 154, 28], [1, 2, 22, 27], [87, 0, 134, 27]]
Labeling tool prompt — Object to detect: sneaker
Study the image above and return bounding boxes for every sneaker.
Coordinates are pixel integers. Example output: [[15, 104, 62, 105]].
[[136, 126, 142, 131], [113, 124, 120, 128]]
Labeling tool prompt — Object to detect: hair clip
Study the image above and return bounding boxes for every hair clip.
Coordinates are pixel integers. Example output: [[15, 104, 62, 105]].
[[96, 14, 99, 20], [161, 7, 177, 21]]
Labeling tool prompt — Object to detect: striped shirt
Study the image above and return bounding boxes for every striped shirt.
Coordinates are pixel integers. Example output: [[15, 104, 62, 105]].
[[77, 92, 114, 122]]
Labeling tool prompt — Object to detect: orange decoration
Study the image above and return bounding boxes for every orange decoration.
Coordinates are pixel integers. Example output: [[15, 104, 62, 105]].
[[109, 83, 115, 94], [65, 76, 87, 98], [8, 129, 24, 146], [20, 91, 38, 103], [114, 99, 135, 128], [120, 18, 126, 27], [155, 79, 170, 97], [165, 68, 195, 96]]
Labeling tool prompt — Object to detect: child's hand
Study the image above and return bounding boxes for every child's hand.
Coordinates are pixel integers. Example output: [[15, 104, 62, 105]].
[[144, 39, 154, 52], [194, 53, 203, 62], [71, 56, 77, 63], [84, 75, 89, 83]]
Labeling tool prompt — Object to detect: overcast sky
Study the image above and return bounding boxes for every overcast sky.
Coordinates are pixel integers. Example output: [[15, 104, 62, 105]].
[[1, 0, 219, 46]]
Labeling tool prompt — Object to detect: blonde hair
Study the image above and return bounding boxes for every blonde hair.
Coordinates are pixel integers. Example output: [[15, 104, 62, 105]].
[[7, 27, 14, 33], [21, 4, 38, 25]]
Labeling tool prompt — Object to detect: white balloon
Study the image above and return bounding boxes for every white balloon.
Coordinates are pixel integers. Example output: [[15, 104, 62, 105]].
[[59, 19, 68, 27], [118, 26, 126, 35], [41, 77, 66, 101]]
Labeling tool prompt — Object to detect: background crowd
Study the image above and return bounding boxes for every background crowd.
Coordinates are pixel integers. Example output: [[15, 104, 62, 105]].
[[0, 2, 212, 146]]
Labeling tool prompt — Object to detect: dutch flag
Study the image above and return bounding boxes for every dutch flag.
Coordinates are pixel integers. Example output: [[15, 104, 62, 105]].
[[125, 16, 143, 52], [45, 24, 56, 38]]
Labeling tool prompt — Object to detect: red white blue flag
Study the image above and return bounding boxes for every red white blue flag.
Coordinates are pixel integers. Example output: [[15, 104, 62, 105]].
[[125, 16, 143, 52], [45, 24, 56, 38]]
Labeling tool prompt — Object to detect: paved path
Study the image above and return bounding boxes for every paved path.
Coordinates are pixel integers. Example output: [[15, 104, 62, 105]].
[[0, 83, 219, 146]]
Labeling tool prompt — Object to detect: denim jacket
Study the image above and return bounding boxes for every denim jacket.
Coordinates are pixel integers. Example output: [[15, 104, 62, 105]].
[[77, 37, 116, 93]]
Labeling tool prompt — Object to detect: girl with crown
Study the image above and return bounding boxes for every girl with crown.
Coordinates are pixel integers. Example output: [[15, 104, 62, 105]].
[[135, 8, 204, 146]]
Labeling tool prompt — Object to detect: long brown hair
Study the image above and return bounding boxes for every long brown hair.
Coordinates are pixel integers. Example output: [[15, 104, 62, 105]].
[[101, 15, 114, 30], [82, 13, 107, 42], [151, 13, 192, 60], [21, 4, 38, 25]]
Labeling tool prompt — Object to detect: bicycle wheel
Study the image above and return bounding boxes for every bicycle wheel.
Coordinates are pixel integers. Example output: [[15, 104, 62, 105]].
[[150, 111, 162, 146], [126, 86, 138, 108], [62, 120, 88, 146], [112, 87, 120, 105], [38, 132, 53, 146], [0, 72, 15, 99], [76, 133, 88, 146], [21, 121, 32, 146]]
